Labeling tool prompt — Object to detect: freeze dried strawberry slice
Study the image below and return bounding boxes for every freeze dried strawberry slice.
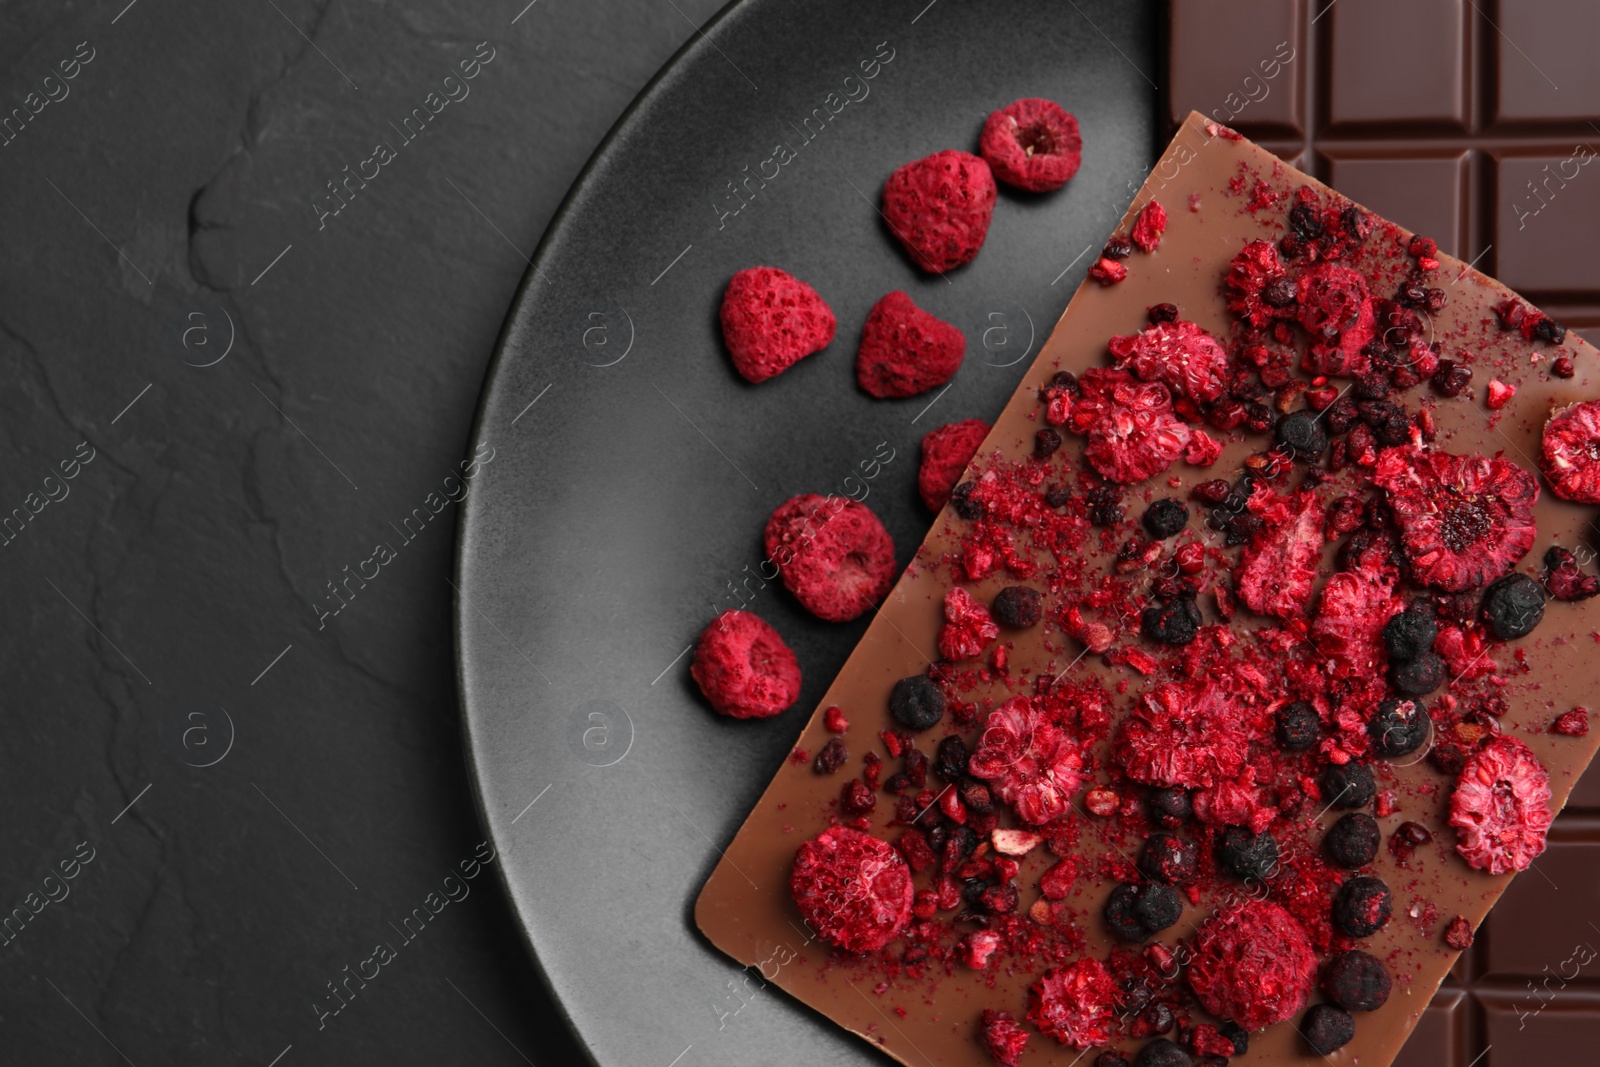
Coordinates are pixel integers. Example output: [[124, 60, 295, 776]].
[[1449, 736, 1554, 875], [938, 587, 1000, 661], [1373, 446, 1539, 592], [789, 826, 913, 953], [1545, 545, 1600, 601], [1027, 958, 1116, 1049], [1131, 199, 1167, 253], [918, 419, 990, 512], [882, 149, 997, 273], [1224, 239, 1293, 329], [1237, 487, 1326, 619], [978, 1009, 1029, 1067], [1069, 368, 1192, 484], [1312, 562, 1404, 674], [1540, 400, 1600, 504], [764, 494, 897, 622], [1297, 262, 1376, 377], [967, 695, 1086, 825], [1107, 318, 1229, 403], [855, 290, 967, 398], [978, 97, 1082, 193], [1115, 680, 1253, 790], [719, 267, 836, 383], [1187, 900, 1318, 1031], [690, 610, 801, 719]]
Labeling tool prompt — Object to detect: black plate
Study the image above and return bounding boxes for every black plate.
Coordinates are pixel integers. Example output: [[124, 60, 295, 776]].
[[455, 2, 1156, 1062]]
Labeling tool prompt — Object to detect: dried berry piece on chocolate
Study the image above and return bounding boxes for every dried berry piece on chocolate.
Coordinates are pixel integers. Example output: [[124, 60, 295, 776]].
[[992, 586, 1043, 628], [1554, 708, 1590, 736], [979, 97, 1082, 193], [1219, 1022, 1249, 1055], [1545, 546, 1600, 601], [1481, 572, 1546, 639], [1134, 1039, 1192, 1067], [1322, 950, 1392, 1012], [813, 737, 848, 775], [1028, 958, 1116, 1049], [1333, 875, 1393, 937], [1142, 498, 1189, 539], [1133, 1002, 1174, 1037], [917, 419, 991, 512], [882, 149, 997, 273], [1141, 597, 1201, 645], [1444, 915, 1475, 950], [690, 610, 802, 719], [1390, 652, 1446, 697], [1108, 319, 1229, 403], [1368, 698, 1431, 758], [1322, 762, 1376, 809], [978, 1009, 1029, 1067], [856, 291, 967, 398], [1276, 701, 1320, 751], [933, 735, 969, 782], [1103, 235, 1134, 260], [1382, 602, 1438, 662], [1095, 1054, 1131, 1067], [1297, 262, 1376, 377], [1087, 483, 1125, 526], [1104, 882, 1182, 941], [1117, 680, 1251, 790], [719, 266, 837, 383], [789, 826, 913, 953], [840, 778, 875, 816], [1224, 239, 1292, 328], [1215, 825, 1279, 882], [1131, 199, 1167, 253], [1137, 833, 1198, 886], [1035, 427, 1063, 457], [1373, 446, 1539, 593], [968, 696, 1085, 824], [1324, 812, 1381, 868], [1071, 369, 1194, 484], [1303, 1004, 1356, 1055], [939, 587, 1000, 661], [1449, 736, 1554, 874], [1186, 900, 1317, 1030], [1275, 410, 1328, 458], [1431, 358, 1472, 397], [1147, 787, 1192, 829], [889, 674, 946, 731]]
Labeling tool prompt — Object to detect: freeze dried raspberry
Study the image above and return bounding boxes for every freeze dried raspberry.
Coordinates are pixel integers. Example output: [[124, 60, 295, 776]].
[[1115, 680, 1252, 790], [690, 610, 801, 719], [1069, 369, 1193, 485], [1131, 199, 1167, 253], [917, 419, 990, 512], [1108, 319, 1229, 403], [1373, 446, 1539, 592], [978, 1009, 1029, 1067], [1554, 708, 1590, 736], [1297, 262, 1376, 377], [855, 290, 967, 398], [719, 267, 836, 383], [824, 705, 849, 733], [1237, 488, 1325, 619], [764, 494, 897, 622], [938, 587, 1000, 660], [1545, 546, 1600, 601], [979, 97, 1082, 193], [1444, 915, 1475, 950], [968, 695, 1086, 825], [1029, 958, 1117, 1049], [1540, 400, 1600, 503], [1449, 736, 1554, 875], [789, 826, 913, 953], [1186, 900, 1317, 1031], [1224, 239, 1293, 328], [882, 149, 997, 273], [1486, 379, 1516, 410]]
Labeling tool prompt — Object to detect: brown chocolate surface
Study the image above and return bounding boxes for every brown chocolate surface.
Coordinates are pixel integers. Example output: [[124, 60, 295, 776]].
[[1165, 0, 1600, 347], [695, 113, 1600, 1066]]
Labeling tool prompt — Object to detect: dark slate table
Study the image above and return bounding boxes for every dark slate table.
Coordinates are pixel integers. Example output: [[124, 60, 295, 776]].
[[0, 1, 721, 1062]]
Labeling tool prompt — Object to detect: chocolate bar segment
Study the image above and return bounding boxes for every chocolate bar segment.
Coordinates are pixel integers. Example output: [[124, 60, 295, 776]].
[[696, 113, 1600, 1067]]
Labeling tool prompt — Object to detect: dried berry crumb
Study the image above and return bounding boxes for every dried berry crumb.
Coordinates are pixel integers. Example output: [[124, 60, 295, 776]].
[[1545, 546, 1600, 600], [1131, 199, 1168, 253], [939, 587, 1000, 661], [1089, 257, 1128, 285]]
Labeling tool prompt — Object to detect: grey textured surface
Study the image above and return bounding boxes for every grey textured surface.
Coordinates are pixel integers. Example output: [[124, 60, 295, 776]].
[[0, 1, 721, 1064], [456, 1, 1157, 1064]]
